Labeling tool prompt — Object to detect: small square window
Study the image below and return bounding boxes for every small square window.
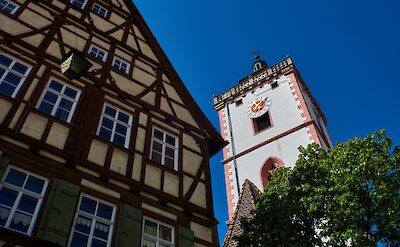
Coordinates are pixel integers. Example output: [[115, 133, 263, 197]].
[[70, 0, 88, 9], [68, 194, 116, 247], [0, 0, 19, 14], [0, 166, 48, 236], [112, 57, 130, 74], [253, 112, 272, 133], [92, 3, 107, 17], [97, 104, 133, 148], [271, 81, 279, 89], [150, 127, 179, 170], [141, 217, 175, 247], [0, 53, 31, 98], [88, 45, 108, 62], [235, 98, 243, 106], [36, 79, 81, 123]]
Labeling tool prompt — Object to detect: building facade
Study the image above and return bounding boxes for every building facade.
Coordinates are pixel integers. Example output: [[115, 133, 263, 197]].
[[213, 56, 332, 220], [0, 0, 225, 246]]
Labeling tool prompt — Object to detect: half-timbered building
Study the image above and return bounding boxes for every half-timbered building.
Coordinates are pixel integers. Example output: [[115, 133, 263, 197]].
[[0, 1, 225, 246]]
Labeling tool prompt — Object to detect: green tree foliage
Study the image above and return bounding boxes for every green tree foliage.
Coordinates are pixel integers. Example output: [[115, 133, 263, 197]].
[[237, 131, 399, 246]]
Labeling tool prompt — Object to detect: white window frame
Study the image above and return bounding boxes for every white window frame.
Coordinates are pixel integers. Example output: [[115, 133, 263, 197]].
[[96, 103, 133, 148], [150, 127, 179, 171], [88, 44, 108, 62], [141, 217, 175, 247], [69, 0, 88, 9], [68, 193, 116, 247], [0, 53, 32, 98], [0, 165, 49, 236], [92, 3, 108, 17], [111, 56, 130, 74], [36, 78, 81, 123], [0, 0, 19, 14]]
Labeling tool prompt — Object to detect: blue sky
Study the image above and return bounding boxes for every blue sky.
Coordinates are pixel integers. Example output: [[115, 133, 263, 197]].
[[134, 0, 400, 244]]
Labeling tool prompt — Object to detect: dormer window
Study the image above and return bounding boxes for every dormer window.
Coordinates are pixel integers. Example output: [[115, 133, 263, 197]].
[[0, 0, 19, 14], [70, 0, 88, 9], [92, 3, 108, 17], [88, 45, 107, 62], [253, 62, 262, 72]]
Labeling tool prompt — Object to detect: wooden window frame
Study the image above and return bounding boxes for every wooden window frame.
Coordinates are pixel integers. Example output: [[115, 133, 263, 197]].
[[0, 52, 32, 98], [91, 3, 108, 17], [68, 193, 116, 247], [141, 216, 175, 247], [0, 165, 49, 236], [88, 44, 108, 62], [112, 56, 130, 74], [36, 78, 81, 123], [96, 103, 133, 148], [150, 127, 179, 171]]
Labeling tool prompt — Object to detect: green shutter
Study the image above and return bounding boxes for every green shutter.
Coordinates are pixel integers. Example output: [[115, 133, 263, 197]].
[[115, 204, 142, 247], [36, 178, 80, 246], [179, 226, 195, 247], [0, 152, 9, 179]]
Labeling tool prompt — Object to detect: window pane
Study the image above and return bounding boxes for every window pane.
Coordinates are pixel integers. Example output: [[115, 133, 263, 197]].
[[5, 168, 27, 187], [49, 80, 63, 92], [165, 147, 175, 158], [151, 152, 161, 164], [70, 232, 89, 247], [165, 158, 175, 170], [142, 238, 156, 247], [144, 220, 157, 237], [0, 80, 15, 96], [79, 197, 96, 214], [0, 206, 11, 226], [101, 118, 114, 130], [94, 221, 110, 240], [113, 133, 126, 147], [39, 101, 54, 115], [153, 129, 163, 140], [152, 142, 162, 152], [9, 211, 32, 233], [92, 238, 107, 247], [104, 106, 116, 118], [166, 135, 175, 146], [0, 67, 6, 78], [24, 176, 45, 194], [99, 128, 112, 141], [97, 203, 113, 220], [75, 215, 92, 234], [12, 62, 28, 74], [117, 112, 129, 123], [159, 225, 172, 242], [17, 194, 38, 214], [3, 73, 21, 86], [64, 87, 77, 98], [115, 124, 127, 135], [59, 98, 73, 110], [43, 91, 58, 104], [0, 54, 12, 66], [55, 108, 70, 122], [0, 187, 18, 207]]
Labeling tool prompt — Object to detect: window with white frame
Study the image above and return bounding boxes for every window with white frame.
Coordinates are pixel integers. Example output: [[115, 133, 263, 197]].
[[0, 166, 48, 236], [92, 3, 107, 17], [88, 45, 107, 62], [37, 79, 81, 123], [142, 217, 175, 247], [0, 53, 31, 98], [112, 57, 130, 74], [97, 104, 133, 148], [0, 0, 19, 14], [68, 194, 116, 247], [150, 128, 179, 170], [69, 0, 88, 9]]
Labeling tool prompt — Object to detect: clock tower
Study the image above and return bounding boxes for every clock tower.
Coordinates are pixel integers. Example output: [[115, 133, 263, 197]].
[[213, 56, 332, 219]]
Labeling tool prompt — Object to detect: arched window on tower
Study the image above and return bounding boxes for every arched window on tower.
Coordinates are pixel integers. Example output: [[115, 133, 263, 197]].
[[260, 157, 285, 190]]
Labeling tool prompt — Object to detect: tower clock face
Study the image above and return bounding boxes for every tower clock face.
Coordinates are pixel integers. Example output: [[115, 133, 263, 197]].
[[247, 97, 271, 118]]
